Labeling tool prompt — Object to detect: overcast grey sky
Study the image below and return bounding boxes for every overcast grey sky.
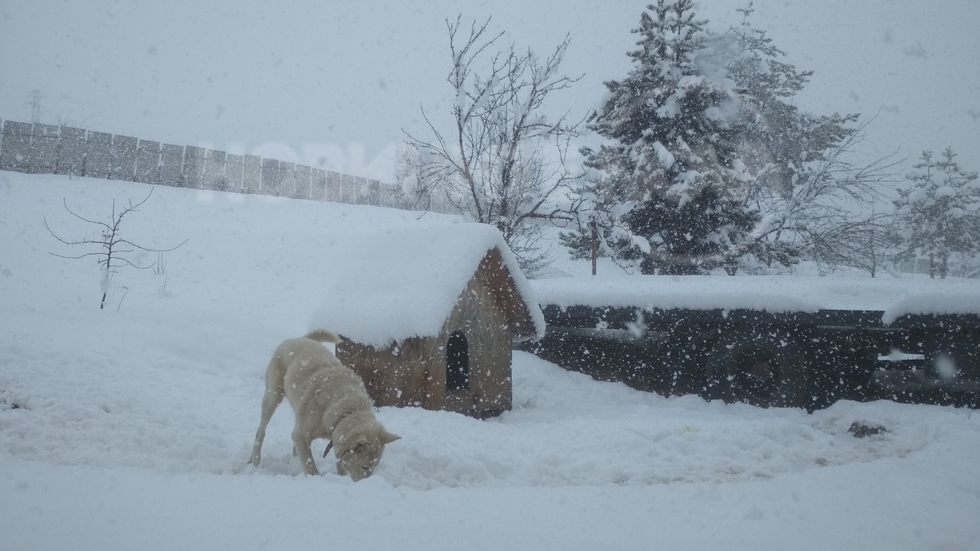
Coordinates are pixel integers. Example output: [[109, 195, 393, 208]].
[[2, 0, 977, 180]]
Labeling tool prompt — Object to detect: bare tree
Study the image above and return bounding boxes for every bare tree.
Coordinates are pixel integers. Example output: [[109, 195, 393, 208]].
[[744, 118, 905, 273], [399, 16, 583, 275], [44, 188, 187, 309]]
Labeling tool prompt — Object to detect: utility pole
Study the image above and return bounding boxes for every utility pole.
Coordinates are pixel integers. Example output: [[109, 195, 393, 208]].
[[27, 89, 46, 124], [590, 219, 598, 276]]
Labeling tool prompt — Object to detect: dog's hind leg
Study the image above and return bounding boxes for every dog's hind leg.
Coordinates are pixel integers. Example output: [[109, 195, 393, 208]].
[[248, 390, 281, 467], [248, 358, 286, 467]]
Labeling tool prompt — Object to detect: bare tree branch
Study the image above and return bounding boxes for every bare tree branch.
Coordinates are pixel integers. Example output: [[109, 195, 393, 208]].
[[44, 188, 187, 309], [399, 16, 584, 275]]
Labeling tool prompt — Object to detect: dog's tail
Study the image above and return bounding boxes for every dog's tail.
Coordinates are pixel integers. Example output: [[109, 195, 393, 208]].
[[303, 329, 342, 344]]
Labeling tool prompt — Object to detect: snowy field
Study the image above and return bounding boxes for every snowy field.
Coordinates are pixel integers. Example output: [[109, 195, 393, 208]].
[[2, 173, 979, 550]]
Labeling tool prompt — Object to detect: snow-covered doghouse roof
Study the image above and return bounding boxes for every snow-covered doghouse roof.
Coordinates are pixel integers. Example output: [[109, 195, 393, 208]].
[[309, 222, 545, 348]]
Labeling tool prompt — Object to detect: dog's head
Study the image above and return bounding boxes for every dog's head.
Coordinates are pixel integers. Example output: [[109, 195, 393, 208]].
[[335, 426, 400, 481]]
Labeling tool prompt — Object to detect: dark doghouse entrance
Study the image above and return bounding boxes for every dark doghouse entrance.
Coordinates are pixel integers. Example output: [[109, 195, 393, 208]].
[[446, 331, 470, 392]]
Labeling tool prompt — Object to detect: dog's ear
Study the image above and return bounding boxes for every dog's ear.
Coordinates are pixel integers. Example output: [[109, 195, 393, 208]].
[[354, 434, 376, 453], [380, 429, 401, 444]]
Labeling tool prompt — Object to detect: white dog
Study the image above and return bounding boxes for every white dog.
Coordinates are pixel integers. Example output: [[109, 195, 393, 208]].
[[248, 330, 399, 480]]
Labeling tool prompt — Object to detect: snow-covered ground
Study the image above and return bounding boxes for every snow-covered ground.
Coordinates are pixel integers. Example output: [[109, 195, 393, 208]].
[[2, 173, 979, 550]]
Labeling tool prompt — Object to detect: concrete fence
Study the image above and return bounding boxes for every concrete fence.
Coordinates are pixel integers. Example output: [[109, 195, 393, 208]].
[[0, 119, 456, 213]]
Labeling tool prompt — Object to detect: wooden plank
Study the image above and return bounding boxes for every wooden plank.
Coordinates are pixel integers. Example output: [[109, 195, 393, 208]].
[[159, 144, 184, 186], [341, 173, 357, 204], [0, 121, 34, 173], [30, 123, 60, 174], [84, 131, 112, 178], [279, 161, 296, 198], [182, 145, 206, 188], [110, 134, 138, 181], [135, 139, 161, 184], [58, 126, 87, 177], [260, 158, 280, 196], [243, 154, 261, 194], [204, 149, 227, 191], [311, 168, 327, 201], [294, 164, 312, 199], [225, 153, 244, 192], [326, 171, 341, 202]]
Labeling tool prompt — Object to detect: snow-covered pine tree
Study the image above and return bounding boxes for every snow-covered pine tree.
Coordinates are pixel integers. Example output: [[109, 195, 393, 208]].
[[721, 5, 896, 273], [894, 148, 980, 278], [562, 0, 759, 275]]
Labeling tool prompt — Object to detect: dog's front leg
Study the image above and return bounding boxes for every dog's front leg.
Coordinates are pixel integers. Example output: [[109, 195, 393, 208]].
[[291, 430, 319, 475]]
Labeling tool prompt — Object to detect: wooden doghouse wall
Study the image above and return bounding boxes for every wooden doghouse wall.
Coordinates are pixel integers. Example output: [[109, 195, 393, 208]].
[[440, 258, 514, 417], [336, 336, 438, 410]]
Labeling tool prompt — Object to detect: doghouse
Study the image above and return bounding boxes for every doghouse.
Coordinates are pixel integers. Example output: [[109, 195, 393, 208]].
[[311, 223, 544, 419]]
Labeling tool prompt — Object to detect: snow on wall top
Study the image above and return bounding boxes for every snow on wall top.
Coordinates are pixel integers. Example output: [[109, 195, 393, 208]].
[[310, 223, 545, 348], [531, 275, 980, 324]]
